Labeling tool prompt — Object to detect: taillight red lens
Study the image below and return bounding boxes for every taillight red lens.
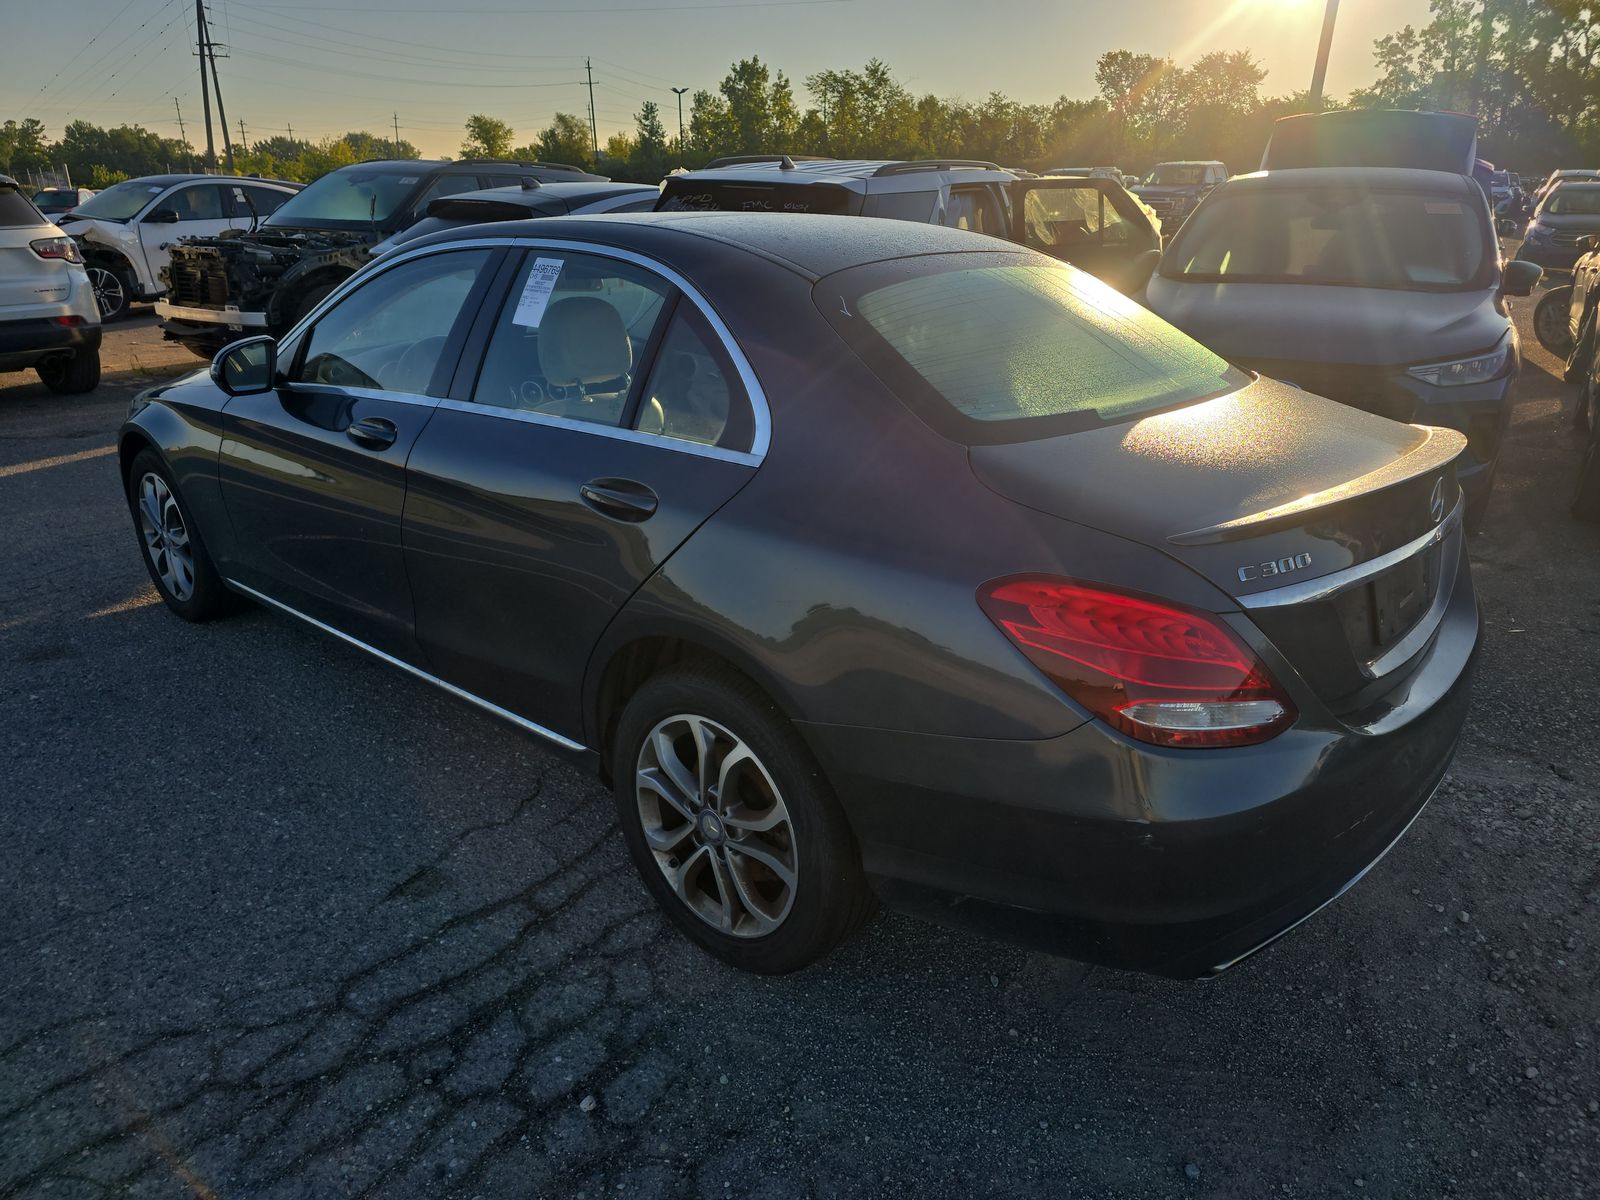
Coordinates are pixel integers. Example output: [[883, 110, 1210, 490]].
[[29, 236, 83, 264], [977, 577, 1296, 748]]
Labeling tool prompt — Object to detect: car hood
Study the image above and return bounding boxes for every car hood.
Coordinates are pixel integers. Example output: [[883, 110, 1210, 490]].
[[1536, 212, 1600, 231], [1144, 278, 1503, 367]]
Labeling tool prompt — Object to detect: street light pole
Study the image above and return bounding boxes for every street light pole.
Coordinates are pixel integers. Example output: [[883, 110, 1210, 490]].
[[1308, 0, 1341, 111], [671, 86, 689, 147]]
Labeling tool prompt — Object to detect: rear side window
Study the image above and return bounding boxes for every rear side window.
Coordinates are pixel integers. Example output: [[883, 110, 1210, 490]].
[[863, 191, 937, 222], [656, 179, 852, 214], [820, 252, 1240, 442], [942, 187, 1003, 236], [0, 188, 45, 227]]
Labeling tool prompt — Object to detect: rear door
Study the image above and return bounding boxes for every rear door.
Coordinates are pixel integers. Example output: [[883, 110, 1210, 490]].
[[402, 245, 764, 738], [217, 246, 500, 658], [1009, 178, 1158, 289]]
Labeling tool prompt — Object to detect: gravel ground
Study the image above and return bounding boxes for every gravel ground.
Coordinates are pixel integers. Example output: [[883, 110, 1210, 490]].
[[1, 280, 1597, 1199]]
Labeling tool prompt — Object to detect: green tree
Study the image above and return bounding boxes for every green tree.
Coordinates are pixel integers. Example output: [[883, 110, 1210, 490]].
[[532, 113, 593, 169], [460, 114, 515, 159], [0, 118, 50, 175], [632, 100, 669, 178]]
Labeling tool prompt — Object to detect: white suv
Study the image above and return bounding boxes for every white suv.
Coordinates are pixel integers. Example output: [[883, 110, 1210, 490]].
[[0, 175, 102, 393], [55, 174, 299, 322]]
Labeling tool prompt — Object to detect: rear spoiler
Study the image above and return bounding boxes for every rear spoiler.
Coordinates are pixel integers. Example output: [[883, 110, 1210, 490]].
[[1169, 425, 1467, 545]]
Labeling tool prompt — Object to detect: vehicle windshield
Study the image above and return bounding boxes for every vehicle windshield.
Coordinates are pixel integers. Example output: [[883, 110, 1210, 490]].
[[1163, 185, 1490, 291], [1545, 187, 1600, 215], [1490, 172, 1511, 187], [266, 168, 421, 230], [1143, 165, 1206, 186], [72, 179, 167, 222], [819, 252, 1242, 443], [32, 192, 76, 212]]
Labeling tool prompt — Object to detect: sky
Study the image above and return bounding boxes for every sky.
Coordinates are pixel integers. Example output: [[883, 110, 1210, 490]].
[[2, 0, 1436, 159]]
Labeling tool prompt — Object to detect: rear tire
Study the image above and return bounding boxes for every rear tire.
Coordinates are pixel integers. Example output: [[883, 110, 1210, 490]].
[[126, 448, 237, 621], [1534, 285, 1573, 359], [611, 665, 876, 974], [36, 348, 100, 395]]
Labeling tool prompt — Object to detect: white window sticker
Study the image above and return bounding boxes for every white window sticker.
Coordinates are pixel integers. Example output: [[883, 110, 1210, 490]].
[[512, 257, 564, 328], [397, 176, 420, 184], [148, 186, 164, 193]]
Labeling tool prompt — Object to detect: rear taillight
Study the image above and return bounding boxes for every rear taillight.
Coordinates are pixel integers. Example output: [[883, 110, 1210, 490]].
[[30, 236, 83, 264], [977, 577, 1296, 748]]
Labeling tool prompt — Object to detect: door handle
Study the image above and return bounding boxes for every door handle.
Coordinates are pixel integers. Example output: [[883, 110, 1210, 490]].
[[580, 478, 658, 521], [346, 416, 398, 449]]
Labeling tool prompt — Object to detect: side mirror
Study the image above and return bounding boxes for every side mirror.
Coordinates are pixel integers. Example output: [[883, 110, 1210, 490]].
[[1500, 259, 1543, 298], [211, 336, 277, 396], [1126, 248, 1162, 294], [144, 207, 181, 224]]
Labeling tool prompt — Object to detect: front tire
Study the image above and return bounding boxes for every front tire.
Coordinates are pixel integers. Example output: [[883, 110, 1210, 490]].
[[612, 665, 875, 973], [87, 263, 132, 322], [1534, 285, 1573, 359], [126, 449, 236, 621], [36, 348, 100, 394]]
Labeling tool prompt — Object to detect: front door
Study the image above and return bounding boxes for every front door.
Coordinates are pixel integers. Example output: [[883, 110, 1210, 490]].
[[216, 246, 499, 658], [402, 247, 763, 738], [138, 183, 241, 291], [1010, 178, 1159, 291]]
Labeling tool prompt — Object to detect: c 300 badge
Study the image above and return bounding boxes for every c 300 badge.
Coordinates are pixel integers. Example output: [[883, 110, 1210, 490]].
[[1237, 552, 1313, 583]]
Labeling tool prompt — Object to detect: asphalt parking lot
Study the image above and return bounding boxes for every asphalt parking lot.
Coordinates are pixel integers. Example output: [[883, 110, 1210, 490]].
[[2, 290, 1598, 1200]]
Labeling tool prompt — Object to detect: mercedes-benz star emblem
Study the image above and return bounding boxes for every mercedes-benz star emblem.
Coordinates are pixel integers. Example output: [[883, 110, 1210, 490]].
[[1429, 478, 1445, 526]]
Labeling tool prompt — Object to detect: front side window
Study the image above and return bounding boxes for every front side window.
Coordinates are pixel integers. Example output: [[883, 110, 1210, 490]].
[[1163, 185, 1491, 291], [165, 185, 226, 221], [819, 252, 1241, 443], [471, 251, 671, 427], [1021, 185, 1130, 252], [294, 249, 491, 394]]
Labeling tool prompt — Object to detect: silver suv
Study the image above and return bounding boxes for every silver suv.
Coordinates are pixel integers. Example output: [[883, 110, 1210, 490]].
[[655, 156, 1162, 292], [0, 175, 102, 394], [55, 174, 300, 321]]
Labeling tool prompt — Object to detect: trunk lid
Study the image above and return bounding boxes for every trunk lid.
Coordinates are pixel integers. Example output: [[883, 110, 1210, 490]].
[[969, 376, 1466, 709]]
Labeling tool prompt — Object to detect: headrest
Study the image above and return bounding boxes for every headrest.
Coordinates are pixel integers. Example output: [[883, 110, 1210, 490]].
[[538, 296, 631, 387]]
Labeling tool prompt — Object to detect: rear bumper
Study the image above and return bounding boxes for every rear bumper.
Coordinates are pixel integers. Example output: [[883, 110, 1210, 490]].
[[800, 555, 1479, 978], [0, 318, 102, 372]]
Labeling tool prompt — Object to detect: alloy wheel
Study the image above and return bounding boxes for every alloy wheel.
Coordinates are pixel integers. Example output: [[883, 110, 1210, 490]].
[[137, 472, 195, 602], [87, 267, 125, 319], [1535, 295, 1571, 358], [634, 713, 798, 937]]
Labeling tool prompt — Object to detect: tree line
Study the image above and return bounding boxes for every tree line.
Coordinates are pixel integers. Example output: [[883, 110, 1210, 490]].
[[4, 2, 1597, 188]]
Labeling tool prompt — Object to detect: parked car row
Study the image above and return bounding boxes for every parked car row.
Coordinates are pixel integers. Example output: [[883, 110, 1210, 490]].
[[0, 174, 102, 393]]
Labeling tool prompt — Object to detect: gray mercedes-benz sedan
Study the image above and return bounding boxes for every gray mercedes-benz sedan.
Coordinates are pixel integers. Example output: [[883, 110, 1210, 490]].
[[119, 213, 1479, 977]]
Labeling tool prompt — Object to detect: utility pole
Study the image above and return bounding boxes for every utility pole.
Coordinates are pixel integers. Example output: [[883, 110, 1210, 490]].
[[286, 121, 293, 141], [585, 57, 599, 163], [671, 86, 688, 147], [201, 8, 234, 173], [237, 117, 247, 155], [1307, 0, 1340, 111], [392, 111, 401, 154], [196, 0, 215, 169], [173, 97, 193, 171]]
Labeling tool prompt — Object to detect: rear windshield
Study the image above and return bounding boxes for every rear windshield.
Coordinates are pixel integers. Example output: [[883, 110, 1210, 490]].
[[1144, 165, 1206, 186], [656, 179, 852, 215], [266, 167, 422, 230], [73, 178, 163, 223], [1162, 185, 1491, 291], [1546, 187, 1600, 215], [0, 187, 46, 227], [819, 252, 1242, 444]]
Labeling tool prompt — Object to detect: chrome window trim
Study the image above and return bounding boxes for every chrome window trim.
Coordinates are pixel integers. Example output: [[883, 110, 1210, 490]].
[[281, 381, 438, 408], [278, 235, 772, 462], [224, 579, 588, 753], [1237, 496, 1464, 610]]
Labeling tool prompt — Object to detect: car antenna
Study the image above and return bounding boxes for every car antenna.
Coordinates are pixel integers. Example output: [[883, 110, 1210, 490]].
[[521, 178, 542, 190]]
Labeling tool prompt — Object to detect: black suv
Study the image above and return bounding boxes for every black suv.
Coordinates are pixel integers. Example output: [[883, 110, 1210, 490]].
[[655, 156, 1162, 292], [156, 158, 606, 357]]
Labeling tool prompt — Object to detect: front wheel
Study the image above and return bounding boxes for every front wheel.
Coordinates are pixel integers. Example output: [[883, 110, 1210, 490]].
[[1533, 285, 1574, 359], [126, 449, 237, 621], [87, 263, 131, 322], [612, 666, 876, 974]]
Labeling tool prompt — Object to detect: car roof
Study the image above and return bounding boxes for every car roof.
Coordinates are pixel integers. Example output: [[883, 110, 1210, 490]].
[[667, 157, 1017, 189], [407, 210, 1023, 281], [1221, 167, 1481, 194]]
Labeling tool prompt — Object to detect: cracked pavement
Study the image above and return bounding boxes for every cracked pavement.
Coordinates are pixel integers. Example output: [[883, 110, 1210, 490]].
[[2, 290, 1598, 1198]]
